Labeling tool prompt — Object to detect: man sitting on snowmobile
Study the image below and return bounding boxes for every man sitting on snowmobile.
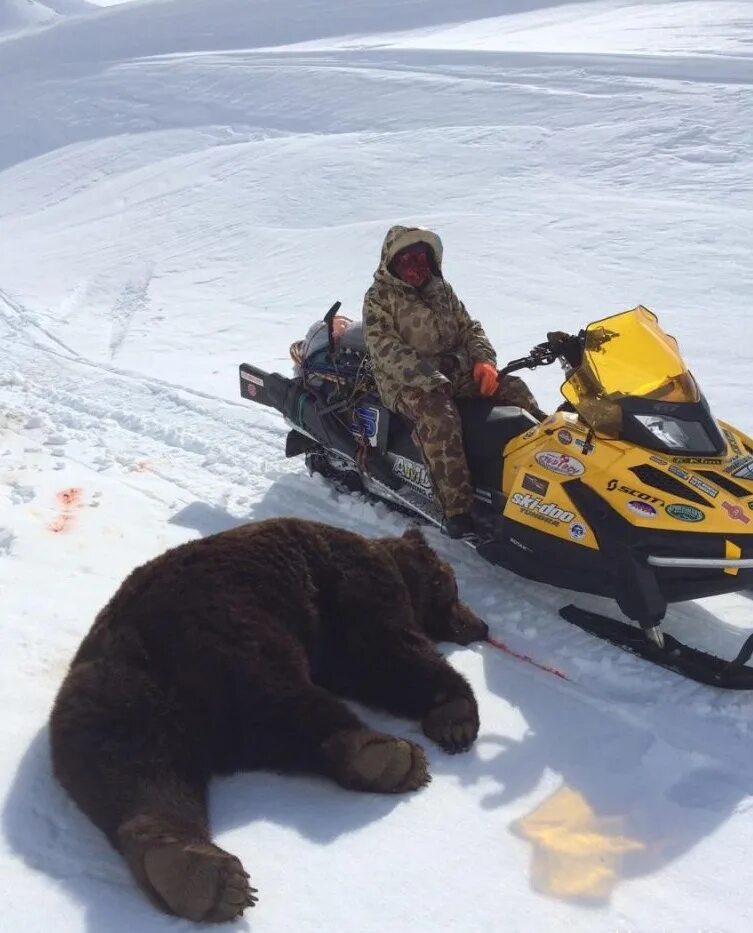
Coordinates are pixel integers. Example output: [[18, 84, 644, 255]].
[[363, 224, 543, 539]]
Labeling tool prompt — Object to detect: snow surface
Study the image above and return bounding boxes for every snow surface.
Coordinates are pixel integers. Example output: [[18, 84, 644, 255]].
[[1, 0, 753, 930]]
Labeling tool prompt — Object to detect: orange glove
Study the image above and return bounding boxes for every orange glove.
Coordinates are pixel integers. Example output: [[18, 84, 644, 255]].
[[473, 362, 499, 398]]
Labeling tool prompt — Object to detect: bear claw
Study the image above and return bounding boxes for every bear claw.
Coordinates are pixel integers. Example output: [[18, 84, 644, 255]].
[[422, 697, 479, 753], [143, 841, 256, 922]]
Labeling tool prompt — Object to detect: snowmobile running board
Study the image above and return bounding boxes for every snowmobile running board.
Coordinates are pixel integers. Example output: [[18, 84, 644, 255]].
[[559, 605, 753, 690]]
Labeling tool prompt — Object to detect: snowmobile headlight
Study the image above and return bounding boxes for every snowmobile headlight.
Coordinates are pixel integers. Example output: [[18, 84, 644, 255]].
[[633, 415, 716, 452]]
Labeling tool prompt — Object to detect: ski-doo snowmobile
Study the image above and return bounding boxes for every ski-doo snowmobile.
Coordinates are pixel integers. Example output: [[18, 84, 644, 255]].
[[239, 304, 753, 688]]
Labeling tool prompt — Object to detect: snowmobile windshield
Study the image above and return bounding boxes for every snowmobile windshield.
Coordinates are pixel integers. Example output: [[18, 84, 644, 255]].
[[561, 306, 699, 438]]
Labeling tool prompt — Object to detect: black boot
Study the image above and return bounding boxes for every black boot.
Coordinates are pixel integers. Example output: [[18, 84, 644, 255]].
[[444, 513, 475, 540]]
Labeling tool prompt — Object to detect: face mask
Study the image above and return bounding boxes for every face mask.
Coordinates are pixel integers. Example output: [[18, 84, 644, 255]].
[[391, 246, 432, 287]]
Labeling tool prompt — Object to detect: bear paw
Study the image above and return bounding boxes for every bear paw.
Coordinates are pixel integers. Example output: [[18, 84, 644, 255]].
[[422, 697, 479, 753], [143, 841, 257, 923], [324, 729, 430, 794]]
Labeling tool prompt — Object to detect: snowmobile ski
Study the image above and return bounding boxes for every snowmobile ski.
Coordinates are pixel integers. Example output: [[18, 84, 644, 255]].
[[559, 605, 753, 689]]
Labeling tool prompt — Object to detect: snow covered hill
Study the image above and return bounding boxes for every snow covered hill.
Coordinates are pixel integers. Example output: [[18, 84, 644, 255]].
[[0, 0, 93, 34], [2, 1, 753, 931]]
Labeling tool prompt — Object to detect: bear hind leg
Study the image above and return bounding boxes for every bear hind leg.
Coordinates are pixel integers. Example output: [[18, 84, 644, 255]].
[[50, 660, 257, 922]]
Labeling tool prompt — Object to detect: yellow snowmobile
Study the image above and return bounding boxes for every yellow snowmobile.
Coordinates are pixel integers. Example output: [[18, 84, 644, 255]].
[[239, 306, 753, 687]]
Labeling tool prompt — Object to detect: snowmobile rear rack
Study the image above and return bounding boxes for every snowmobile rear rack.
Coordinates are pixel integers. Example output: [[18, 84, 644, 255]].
[[560, 605, 753, 689]]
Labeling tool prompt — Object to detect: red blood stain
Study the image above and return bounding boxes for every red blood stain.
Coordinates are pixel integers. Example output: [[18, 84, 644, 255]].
[[56, 488, 82, 507], [48, 487, 84, 534]]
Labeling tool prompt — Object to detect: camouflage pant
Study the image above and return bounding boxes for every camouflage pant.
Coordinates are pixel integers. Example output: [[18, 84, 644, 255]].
[[451, 369, 542, 414], [394, 375, 541, 518]]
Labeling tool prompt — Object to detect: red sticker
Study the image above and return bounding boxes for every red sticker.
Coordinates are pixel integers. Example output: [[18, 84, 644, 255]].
[[722, 501, 751, 525]]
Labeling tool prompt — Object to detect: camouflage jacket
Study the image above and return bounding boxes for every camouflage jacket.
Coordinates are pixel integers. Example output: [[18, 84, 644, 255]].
[[363, 225, 496, 410]]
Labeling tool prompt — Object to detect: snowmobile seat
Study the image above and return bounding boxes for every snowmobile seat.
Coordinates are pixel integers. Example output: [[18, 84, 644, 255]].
[[386, 398, 536, 491], [457, 399, 538, 489]]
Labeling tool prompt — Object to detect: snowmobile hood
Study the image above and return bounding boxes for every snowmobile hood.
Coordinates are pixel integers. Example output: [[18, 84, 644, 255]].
[[374, 225, 444, 284]]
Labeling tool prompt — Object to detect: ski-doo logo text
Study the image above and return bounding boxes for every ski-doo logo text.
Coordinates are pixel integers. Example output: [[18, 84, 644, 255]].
[[393, 457, 432, 494], [511, 493, 575, 526], [535, 452, 584, 477]]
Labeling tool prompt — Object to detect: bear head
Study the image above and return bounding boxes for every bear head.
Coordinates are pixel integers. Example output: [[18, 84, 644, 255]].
[[391, 528, 488, 645]]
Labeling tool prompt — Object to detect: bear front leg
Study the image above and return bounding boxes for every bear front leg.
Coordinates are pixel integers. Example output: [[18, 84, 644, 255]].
[[321, 727, 430, 794], [323, 635, 480, 754], [247, 682, 430, 794], [421, 694, 480, 755]]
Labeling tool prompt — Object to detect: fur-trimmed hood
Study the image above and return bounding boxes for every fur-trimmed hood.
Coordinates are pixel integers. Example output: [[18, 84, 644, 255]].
[[374, 225, 444, 283]]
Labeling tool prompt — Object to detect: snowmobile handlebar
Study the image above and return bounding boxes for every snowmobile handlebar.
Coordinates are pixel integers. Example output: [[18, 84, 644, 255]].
[[498, 331, 584, 378]]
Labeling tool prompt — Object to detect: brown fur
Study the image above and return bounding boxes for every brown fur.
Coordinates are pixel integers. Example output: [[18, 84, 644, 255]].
[[49, 518, 487, 923]]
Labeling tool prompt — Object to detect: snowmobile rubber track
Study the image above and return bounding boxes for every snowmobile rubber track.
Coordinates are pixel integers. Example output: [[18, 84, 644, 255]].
[[559, 605, 753, 690]]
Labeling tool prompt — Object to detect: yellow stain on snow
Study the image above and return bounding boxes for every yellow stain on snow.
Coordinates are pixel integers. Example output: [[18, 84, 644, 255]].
[[512, 785, 645, 900]]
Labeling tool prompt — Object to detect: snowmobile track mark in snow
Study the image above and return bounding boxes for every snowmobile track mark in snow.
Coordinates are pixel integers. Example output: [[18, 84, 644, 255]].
[[109, 269, 153, 360]]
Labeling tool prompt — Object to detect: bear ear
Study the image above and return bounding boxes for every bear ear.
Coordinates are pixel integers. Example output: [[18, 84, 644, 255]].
[[402, 526, 428, 548]]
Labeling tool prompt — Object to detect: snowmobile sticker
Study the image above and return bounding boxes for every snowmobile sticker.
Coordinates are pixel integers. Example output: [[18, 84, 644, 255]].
[[534, 451, 584, 477], [240, 371, 264, 386], [669, 465, 689, 480], [393, 456, 433, 496], [522, 473, 549, 496], [688, 475, 719, 499], [510, 493, 575, 526], [557, 429, 572, 446], [627, 500, 657, 519], [723, 428, 743, 457], [666, 503, 705, 523], [722, 501, 751, 525], [607, 480, 664, 507], [727, 456, 753, 480], [569, 522, 586, 541], [351, 405, 380, 446]]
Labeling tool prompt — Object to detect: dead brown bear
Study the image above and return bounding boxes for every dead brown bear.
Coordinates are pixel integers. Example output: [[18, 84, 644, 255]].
[[49, 518, 487, 923]]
